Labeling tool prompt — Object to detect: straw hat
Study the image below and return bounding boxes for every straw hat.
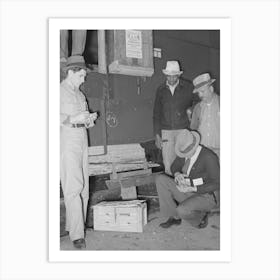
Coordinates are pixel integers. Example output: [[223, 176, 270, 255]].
[[193, 73, 216, 93], [175, 129, 201, 158]]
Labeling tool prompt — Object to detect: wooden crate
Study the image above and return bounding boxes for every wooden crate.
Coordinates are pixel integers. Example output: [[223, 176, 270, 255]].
[[88, 143, 160, 176], [92, 200, 147, 233], [107, 30, 154, 77]]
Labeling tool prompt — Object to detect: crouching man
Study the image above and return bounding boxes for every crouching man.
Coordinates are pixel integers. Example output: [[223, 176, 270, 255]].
[[155, 129, 219, 229]]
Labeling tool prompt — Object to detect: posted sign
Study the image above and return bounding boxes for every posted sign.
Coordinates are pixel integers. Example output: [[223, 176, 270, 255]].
[[125, 30, 143, 59]]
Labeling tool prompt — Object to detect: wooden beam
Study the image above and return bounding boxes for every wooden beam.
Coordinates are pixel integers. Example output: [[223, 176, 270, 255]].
[[109, 168, 152, 180], [105, 173, 159, 190], [88, 162, 159, 176], [88, 143, 146, 163], [97, 30, 107, 74]]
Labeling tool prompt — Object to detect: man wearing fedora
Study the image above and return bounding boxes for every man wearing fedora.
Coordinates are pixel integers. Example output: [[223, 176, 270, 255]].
[[153, 60, 194, 175], [60, 55, 97, 249], [155, 129, 220, 229], [191, 73, 220, 157]]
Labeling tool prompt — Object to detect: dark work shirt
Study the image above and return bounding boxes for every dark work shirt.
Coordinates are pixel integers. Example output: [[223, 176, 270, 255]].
[[153, 80, 194, 136]]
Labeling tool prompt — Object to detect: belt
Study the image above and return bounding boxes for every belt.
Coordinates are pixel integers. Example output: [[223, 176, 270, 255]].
[[71, 123, 86, 128]]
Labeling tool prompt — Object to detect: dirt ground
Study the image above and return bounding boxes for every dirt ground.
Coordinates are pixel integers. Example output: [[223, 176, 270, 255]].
[[60, 210, 220, 251]]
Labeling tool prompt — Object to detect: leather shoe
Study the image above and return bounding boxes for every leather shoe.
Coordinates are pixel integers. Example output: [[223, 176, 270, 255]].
[[73, 238, 86, 249], [159, 217, 182, 228], [197, 212, 209, 229]]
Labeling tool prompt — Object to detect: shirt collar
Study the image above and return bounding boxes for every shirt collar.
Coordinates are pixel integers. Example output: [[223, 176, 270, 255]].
[[184, 145, 202, 176], [186, 145, 202, 161], [166, 80, 179, 89]]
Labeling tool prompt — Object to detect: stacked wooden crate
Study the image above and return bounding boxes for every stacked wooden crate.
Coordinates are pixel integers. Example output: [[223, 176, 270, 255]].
[[107, 30, 154, 77], [88, 143, 159, 176]]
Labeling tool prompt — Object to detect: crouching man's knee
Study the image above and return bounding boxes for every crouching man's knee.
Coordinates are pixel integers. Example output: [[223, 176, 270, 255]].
[[176, 205, 192, 220]]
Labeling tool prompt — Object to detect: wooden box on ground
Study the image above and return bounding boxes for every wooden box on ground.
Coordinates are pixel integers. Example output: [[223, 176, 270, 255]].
[[92, 200, 147, 233]]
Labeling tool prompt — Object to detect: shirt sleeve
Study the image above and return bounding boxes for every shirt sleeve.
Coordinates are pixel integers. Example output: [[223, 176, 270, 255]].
[[196, 153, 220, 194], [60, 87, 70, 126], [190, 103, 201, 130], [153, 88, 162, 137]]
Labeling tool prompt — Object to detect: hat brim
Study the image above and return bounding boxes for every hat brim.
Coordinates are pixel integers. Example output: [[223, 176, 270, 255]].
[[63, 63, 90, 73], [175, 131, 201, 158], [193, 79, 216, 93], [162, 70, 183, 76]]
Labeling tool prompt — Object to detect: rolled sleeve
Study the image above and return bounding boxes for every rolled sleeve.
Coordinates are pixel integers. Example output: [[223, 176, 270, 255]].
[[190, 103, 201, 130]]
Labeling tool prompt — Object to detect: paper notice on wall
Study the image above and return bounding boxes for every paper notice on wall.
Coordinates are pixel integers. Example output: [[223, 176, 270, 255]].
[[125, 30, 143, 59]]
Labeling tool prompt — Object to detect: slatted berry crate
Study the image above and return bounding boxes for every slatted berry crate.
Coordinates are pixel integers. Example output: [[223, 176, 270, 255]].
[[92, 200, 147, 233]]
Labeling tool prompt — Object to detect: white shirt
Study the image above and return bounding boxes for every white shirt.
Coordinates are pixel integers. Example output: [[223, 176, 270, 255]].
[[198, 94, 220, 148], [186, 145, 202, 176], [166, 80, 179, 96]]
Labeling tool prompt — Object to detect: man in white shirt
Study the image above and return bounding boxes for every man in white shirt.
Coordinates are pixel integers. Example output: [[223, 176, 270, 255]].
[[60, 55, 97, 249], [190, 73, 220, 157]]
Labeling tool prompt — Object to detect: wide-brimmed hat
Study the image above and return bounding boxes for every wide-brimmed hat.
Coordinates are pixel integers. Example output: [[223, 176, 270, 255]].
[[175, 129, 201, 158], [63, 55, 88, 72], [162, 61, 183, 76], [193, 73, 216, 93]]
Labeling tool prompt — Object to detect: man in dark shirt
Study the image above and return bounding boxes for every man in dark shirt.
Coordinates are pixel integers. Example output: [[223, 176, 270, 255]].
[[153, 61, 194, 175], [155, 129, 220, 229]]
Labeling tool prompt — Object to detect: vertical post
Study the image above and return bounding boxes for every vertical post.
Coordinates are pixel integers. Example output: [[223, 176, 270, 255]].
[[112, 162, 118, 179], [98, 30, 107, 74], [98, 30, 109, 155]]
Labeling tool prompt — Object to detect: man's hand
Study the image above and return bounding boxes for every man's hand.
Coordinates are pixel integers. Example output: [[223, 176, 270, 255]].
[[84, 112, 99, 128], [70, 111, 90, 124], [174, 172, 197, 193], [174, 172, 185, 185], [155, 134, 163, 150], [89, 112, 98, 121]]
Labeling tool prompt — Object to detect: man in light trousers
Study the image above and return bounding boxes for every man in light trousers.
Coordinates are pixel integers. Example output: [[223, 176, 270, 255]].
[[60, 55, 97, 249]]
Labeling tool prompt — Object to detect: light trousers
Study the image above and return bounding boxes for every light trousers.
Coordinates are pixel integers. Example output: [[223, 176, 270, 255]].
[[60, 30, 87, 59], [161, 129, 184, 175], [155, 174, 217, 226], [60, 127, 89, 241]]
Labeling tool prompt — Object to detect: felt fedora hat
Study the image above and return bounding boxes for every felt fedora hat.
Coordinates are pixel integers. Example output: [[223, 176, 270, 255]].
[[193, 73, 216, 93], [63, 55, 88, 72], [175, 129, 201, 158], [162, 61, 183, 76]]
